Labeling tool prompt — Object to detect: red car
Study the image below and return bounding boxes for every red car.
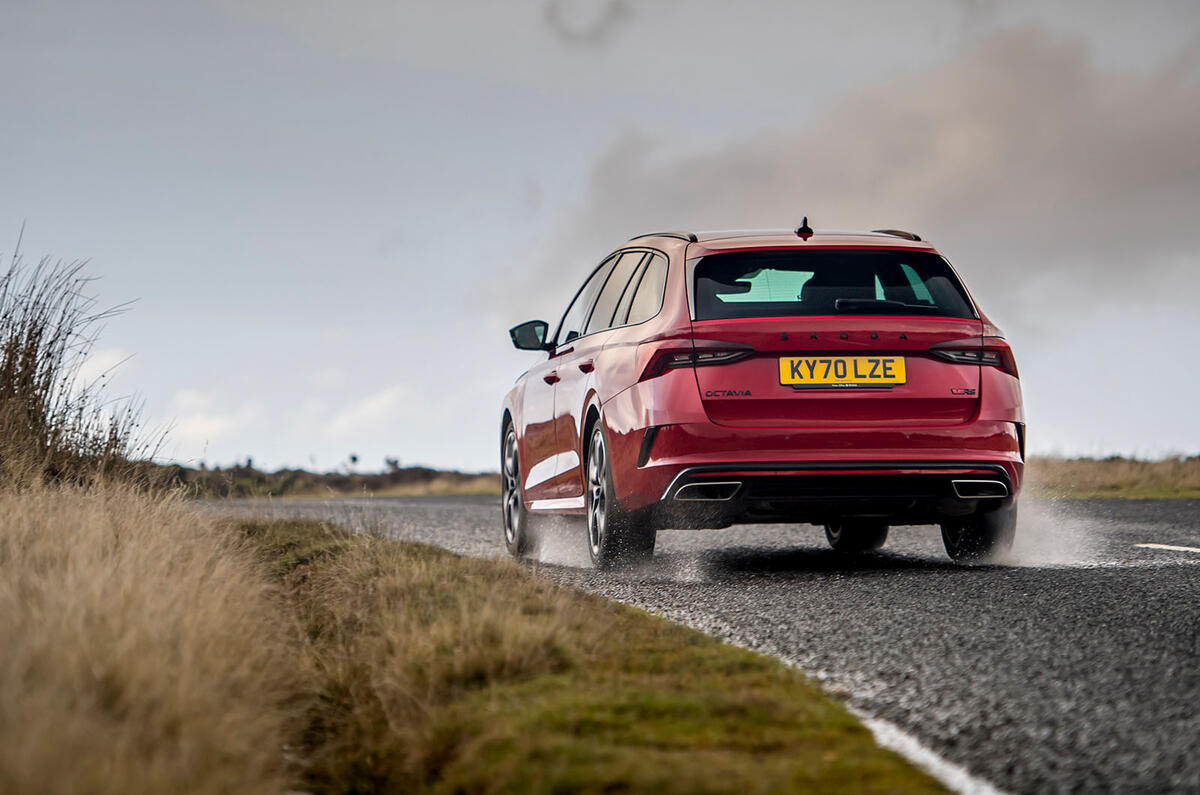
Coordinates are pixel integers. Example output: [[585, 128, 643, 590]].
[[501, 224, 1024, 567]]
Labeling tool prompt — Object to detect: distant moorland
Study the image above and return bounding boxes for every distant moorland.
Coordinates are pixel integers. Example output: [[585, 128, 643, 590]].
[[1026, 456, 1200, 499], [145, 455, 1200, 500], [149, 462, 500, 499]]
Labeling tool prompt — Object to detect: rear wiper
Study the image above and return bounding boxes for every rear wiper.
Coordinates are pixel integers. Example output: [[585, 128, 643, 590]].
[[834, 298, 939, 314]]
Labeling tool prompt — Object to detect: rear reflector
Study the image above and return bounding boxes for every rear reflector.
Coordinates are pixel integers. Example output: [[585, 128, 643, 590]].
[[636, 426, 660, 468]]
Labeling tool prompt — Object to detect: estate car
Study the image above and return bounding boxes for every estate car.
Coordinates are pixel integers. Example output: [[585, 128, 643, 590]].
[[501, 224, 1024, 567]]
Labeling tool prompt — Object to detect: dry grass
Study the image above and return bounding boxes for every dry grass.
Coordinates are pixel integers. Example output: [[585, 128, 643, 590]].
[[0, 486, 304, 795], [258, 525, 580, 790], [0, 489, 941, 794], [1027, 455, 1200, 498], [0, 471, 941, 795]]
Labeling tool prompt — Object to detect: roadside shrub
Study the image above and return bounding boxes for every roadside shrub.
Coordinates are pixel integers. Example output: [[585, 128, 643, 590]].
[[0, 252, 149, 487]]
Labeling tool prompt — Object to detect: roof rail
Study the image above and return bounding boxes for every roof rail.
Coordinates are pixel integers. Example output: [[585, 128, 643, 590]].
[[629, 231, 698, 243], [872, 229, 922, 241]]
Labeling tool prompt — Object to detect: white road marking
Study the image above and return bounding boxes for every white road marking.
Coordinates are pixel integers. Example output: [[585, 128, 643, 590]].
[[1134, 543, 1200, 554], [855, 711, 1008, 795]]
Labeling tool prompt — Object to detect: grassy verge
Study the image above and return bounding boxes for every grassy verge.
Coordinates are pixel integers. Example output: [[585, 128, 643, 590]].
[[0, 483, 944, 793], [1026, 456, 1200, 499], [246, 517, 943, 794]]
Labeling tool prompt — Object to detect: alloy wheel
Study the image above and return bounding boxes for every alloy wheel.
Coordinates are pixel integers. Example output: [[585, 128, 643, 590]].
[[502, 429, 520, 546], [586, 429, 606, 557]]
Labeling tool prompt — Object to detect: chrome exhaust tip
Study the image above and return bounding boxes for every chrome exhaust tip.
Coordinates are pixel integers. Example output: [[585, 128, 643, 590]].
[[951, 479, 1009, 499], [674, 481, 742, 501]]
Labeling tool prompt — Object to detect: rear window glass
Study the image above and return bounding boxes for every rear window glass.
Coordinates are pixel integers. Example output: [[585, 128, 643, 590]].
[[693, 250, 975, 320]]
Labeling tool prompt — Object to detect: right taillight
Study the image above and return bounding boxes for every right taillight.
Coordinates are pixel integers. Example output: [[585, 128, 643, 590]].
[[930, 336, 1019, 378]]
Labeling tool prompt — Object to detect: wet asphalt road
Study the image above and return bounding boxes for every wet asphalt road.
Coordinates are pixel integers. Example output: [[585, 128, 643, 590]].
[[228, 496, 1200, 793]]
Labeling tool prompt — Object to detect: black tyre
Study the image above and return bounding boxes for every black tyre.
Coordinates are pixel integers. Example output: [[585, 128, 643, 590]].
[[824, 520, 889, 553], [502, 424, 536, 557], [941, 503, 1017, 563], [585, 424, 655, 568]]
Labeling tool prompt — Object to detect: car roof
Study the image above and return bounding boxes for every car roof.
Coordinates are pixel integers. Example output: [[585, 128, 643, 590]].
[[628, 229, 938, 254]]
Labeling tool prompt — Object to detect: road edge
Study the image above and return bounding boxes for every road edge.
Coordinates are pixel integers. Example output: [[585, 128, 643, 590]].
[[851, 710, 1007, 795], [582, 598, 1010, 795]]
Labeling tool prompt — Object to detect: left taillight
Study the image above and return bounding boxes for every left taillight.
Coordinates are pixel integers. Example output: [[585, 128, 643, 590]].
[[929, 336, 1019, 378], [638, 341, 754, 382]]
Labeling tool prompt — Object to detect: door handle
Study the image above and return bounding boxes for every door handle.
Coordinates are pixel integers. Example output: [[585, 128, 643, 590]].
[[543, 371, 560, 385], [578, 360, 595, 373]]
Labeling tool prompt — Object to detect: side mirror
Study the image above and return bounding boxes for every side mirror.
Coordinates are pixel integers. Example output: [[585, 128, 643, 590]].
[[509, 320, 550, 351]]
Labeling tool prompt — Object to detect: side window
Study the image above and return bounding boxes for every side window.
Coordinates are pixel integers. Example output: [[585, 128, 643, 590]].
[[555, 256, 615, 346], [625, 253, 668, 325], [900, 263, 935, 304], [584, 252, 644, 335], [613, 258, 647, 326]]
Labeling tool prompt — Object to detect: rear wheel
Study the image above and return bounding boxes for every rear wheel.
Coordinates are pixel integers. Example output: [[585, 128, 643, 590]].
[[502, 425, 536, 557], [586, 424, 655, 568], [941, 503, 1017, 563], [824, 520, 889, 553]]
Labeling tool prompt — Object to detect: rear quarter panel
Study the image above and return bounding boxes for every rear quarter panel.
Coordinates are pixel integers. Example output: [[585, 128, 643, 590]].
[[594, 245, 698, 501]]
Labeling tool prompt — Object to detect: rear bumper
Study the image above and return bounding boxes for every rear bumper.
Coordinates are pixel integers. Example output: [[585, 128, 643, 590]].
[[652, 461, 1013, 529], [614, 420, 1023, 527]]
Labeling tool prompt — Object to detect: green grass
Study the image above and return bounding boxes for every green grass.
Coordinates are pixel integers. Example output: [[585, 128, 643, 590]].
[[238, 518, 944, 794]]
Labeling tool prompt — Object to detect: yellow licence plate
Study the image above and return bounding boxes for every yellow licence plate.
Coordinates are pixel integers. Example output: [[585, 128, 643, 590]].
[[779, 356, 906, 387]]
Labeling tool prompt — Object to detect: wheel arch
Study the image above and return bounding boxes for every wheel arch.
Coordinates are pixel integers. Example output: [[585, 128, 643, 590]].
[[581, 395, 602, 466], [582, 393, 627, 502]]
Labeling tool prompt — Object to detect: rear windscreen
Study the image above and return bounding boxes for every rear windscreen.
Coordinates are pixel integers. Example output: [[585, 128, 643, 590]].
[[693, 250, 976, 320]]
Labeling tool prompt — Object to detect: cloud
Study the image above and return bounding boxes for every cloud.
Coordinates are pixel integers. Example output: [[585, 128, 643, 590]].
[[309, 365, 346, 389], [542, 0, 632, 47], [75, 347, 131, 391], [512, 27, 1200, 326], [167, 389, 261, 450], [954, 0, 1000, 31], [325, 384, 414, 440]]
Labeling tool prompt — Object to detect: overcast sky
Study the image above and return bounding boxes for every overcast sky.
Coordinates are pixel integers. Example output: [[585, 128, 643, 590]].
[[4, 0, 1199, 472]]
